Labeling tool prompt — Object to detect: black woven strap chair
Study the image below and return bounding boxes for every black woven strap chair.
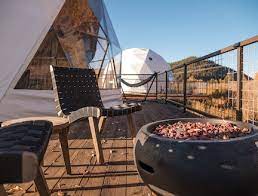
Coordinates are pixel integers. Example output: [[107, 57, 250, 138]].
[[50, 66, 142, 163], [0, 120, 53, 196]]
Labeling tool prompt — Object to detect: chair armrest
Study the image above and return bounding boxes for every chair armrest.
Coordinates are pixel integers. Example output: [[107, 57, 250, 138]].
[[68, 106, 102, 123], [0, 151, 38, 184]]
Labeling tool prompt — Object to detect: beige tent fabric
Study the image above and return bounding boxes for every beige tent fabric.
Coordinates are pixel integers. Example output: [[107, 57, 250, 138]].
[[0, 89, 122, 121], [0, 0, 65, 102]]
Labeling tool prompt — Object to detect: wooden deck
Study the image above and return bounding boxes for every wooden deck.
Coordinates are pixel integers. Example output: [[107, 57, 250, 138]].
[[5, 102, 197, 196]]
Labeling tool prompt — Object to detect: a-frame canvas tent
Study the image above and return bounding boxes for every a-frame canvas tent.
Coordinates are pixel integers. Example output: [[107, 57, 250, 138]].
[[0, 0, 122, 122]]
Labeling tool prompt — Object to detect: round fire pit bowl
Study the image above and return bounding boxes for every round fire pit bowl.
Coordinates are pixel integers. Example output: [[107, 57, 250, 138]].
[[134, 118, 258, 196]]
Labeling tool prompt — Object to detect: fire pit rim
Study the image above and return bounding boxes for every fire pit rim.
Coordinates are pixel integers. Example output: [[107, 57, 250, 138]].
[[140, 118, 258, 143]]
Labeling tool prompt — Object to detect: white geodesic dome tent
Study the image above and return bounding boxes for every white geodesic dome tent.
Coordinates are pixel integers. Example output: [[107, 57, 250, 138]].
[[120, 48, 171, 94], [0, 0, 122, 122]]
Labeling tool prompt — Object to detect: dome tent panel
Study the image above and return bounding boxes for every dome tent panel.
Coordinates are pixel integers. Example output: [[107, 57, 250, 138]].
[[53, 0, 100, 68], [99, 49, 121, 89], [119, 48, 171, 94]]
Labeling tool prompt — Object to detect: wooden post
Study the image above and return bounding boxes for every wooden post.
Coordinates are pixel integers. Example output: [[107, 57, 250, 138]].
[[165, 71, 168, 101], [236, 46, 243, 121], [183, 64, 187, 113], [51, 33, 58, 66], [88, 117, 104, 163]]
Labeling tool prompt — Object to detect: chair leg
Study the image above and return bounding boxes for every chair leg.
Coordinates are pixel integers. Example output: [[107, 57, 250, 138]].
[[127, 114, 137, 138], [34, 167, 50, 196], [0, 184, 7, 196], [88, 117, 104, 163], [59, 127, 71, 174], [98, 116, 106, 133], [41, 155, 44, 167]]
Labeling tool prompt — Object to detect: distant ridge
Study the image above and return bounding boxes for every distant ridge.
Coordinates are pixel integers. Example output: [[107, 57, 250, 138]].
[[169, 56, 251, 82]]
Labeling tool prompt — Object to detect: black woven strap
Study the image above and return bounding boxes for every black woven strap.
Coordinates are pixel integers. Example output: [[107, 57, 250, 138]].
[[50, 66, 104, 117], [121, 73, 157, 87], [0, 120, 53, 183]]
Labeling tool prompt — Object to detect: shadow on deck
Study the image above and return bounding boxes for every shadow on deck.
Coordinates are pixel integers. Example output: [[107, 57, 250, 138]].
[[6, 102, 197, 195]]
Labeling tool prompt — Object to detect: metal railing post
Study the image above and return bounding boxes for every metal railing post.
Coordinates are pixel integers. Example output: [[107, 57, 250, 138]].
[[156, 73, 158, 100], [236, 46, 243, 121], [165, 71, 168, 101], [183, 64, 187, 113]]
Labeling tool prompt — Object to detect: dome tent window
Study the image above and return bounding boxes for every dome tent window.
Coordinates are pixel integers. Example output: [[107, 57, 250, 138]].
[[15, 30, 70, 90], [14, 0, 121, 91]]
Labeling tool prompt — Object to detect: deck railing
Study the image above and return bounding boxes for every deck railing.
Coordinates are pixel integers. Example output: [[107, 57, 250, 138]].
[[122, 35, 258, 125]]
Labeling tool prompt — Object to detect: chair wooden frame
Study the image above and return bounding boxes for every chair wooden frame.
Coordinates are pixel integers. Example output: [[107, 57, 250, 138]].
[[87, 113, 137, 163]]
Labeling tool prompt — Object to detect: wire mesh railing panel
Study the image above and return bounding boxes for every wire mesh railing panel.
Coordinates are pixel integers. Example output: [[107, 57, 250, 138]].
[[157, 72, 167, 99], [185, 51, 238, 119], [166, 69, 185, 104], [242, 42, 258, 125], [225, 51, 238, 120]]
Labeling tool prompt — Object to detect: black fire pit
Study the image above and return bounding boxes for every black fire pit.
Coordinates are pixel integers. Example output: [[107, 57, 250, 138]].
[[134, 118, 258, 196]]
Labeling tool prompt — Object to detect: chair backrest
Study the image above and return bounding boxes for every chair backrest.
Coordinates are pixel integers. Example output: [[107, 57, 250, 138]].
[[50, 66, 104, 116]]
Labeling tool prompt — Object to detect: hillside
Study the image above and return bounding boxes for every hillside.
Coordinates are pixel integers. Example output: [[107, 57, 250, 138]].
[[169, 56, 235, 82], [170, 56, 197, 69]]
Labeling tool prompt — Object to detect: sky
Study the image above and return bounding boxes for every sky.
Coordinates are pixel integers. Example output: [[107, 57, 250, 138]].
[[104, 0, 258, 63]]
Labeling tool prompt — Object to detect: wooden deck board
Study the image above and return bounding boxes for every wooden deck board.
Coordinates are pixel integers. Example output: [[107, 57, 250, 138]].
[[100, 117, 127, 196], [74, 119, 117, 196], [5, 102, 197, 195]]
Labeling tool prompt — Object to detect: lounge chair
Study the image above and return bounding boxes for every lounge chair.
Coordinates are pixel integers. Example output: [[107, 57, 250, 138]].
[[50, 66, 142, 163]]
